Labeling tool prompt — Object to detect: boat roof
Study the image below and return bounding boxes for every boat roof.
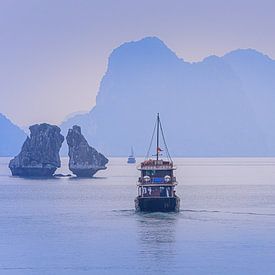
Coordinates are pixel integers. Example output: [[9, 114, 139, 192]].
[[138, 159, 176, 170]]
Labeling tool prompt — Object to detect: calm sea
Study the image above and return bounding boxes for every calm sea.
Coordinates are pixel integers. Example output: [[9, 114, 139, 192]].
[[1, 157, 275, 274]]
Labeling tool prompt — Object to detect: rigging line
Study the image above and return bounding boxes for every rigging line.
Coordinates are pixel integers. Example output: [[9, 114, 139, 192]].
[[145, 118, 157, 160], [159, 119, 172, 162]]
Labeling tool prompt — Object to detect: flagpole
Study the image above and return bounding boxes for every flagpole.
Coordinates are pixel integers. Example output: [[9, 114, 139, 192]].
[[156, 113, 159, 162]]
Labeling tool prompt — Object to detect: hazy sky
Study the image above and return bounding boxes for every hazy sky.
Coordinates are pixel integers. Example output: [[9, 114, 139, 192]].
[[1, 0, 274, 126]]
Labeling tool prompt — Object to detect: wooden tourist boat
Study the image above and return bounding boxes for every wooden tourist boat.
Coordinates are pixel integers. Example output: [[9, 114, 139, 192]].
[[135, 114, 180, 212]]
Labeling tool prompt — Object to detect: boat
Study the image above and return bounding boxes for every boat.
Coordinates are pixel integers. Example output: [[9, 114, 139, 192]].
[[135, 113, 180, 212], [127, 147, 136, 164]]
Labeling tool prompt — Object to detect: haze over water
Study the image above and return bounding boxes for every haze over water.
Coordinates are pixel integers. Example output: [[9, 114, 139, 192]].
[[1, 157, 275, 274]]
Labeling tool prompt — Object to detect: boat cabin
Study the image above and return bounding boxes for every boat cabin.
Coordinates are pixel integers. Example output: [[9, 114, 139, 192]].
[[137, 159, 177, 198], [138, 185, 174, 197]]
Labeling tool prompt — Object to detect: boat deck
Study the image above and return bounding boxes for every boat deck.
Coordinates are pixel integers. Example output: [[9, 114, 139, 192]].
[[137, 183, 177, 187]]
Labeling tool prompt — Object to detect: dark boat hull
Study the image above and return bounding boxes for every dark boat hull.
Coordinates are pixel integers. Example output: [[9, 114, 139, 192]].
[[135, 196, 180, 212]]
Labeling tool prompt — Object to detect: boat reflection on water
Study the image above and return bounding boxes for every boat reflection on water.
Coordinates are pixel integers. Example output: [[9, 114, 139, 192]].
[[136, 212, 178, 272]]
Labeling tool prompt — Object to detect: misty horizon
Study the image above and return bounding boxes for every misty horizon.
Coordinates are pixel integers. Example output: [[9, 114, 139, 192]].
[[1, 40, 274, 128], [1, 0, 275, 126], [2, 35, 275, 157]]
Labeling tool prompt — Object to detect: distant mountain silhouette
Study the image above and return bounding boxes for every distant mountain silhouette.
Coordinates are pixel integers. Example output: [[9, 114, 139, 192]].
[[61, 37, 275, 156], [0, 113, 26, 156], [222, 49, 275, 154]]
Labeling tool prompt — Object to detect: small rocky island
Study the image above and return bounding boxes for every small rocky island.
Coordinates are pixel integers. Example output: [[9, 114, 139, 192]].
[[66, 125, 108, 177], [9, 123, 64, 177]]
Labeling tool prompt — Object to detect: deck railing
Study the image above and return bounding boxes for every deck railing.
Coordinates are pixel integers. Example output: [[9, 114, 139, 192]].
[[140, 160, 173, 169], [138, 177, 176, 184]]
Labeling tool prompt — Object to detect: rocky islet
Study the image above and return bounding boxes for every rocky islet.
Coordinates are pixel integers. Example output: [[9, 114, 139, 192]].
[[66, 125, 108, 177], [9, 123, 64, 177], [9, 123, 108, 177]]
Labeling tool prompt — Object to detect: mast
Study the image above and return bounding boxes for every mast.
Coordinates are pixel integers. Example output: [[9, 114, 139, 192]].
[[156, 113, 160, 161]]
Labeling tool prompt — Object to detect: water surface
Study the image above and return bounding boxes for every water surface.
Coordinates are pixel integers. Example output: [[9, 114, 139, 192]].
[[1, 157, 275, 274]]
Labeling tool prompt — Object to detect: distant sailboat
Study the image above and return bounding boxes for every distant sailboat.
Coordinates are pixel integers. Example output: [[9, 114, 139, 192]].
[[127, 147, 136, 164]]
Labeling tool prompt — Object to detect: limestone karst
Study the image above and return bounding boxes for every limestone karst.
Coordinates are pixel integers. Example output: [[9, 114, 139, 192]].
[[9, 123, 64, 177], [66, 125, 108, 177]]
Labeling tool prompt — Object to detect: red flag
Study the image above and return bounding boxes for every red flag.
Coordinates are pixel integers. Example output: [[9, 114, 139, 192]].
[[157, 147, 163, 152]]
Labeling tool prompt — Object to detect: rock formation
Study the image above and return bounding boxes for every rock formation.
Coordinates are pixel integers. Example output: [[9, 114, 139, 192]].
[[9, 123, 64, 177], [66, 125, 108, 177]]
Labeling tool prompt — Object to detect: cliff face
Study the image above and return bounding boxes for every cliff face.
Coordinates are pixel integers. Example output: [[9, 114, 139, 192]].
[[9, 123, 64, 177], [61, 37, 275, 156], [66, 125, 108, 177], [0, 113, 26, 156]]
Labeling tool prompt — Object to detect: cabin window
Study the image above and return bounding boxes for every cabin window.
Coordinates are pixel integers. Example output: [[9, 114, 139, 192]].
[[143, 170, 156, 177], [142, 170, 172, 178], [138, 187, 142, 196], [142, 186, 172, 197], [160, 186, 172, 197], [156, 170, 173, 177]]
